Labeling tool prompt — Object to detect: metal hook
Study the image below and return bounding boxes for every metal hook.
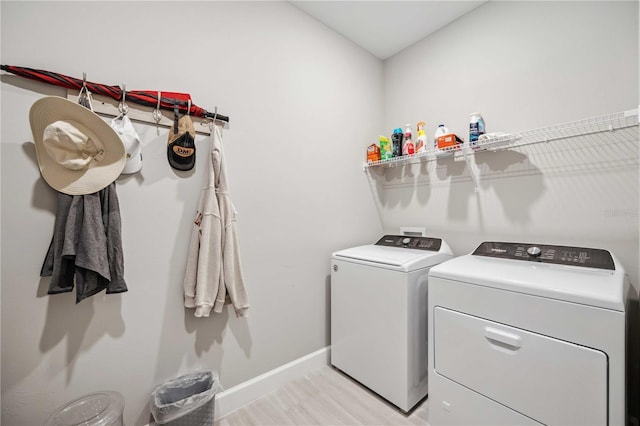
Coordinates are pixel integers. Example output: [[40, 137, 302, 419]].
[[210, 106, 218, 131], [118, 83, 129, 115], [78, 72, 94, 111], [152, 91, 162, 124]]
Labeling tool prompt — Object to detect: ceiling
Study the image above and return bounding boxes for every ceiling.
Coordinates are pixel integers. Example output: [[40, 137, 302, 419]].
[[289, 1, 487, 60]]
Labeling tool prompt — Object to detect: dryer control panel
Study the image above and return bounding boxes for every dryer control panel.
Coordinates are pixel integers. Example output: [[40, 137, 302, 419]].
[[472, 242, 615, 270], [375, 235, 442, 251]]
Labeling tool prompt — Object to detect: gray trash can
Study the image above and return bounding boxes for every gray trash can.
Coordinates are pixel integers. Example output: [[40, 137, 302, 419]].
[[45, 390, 124, 426], [150, 370, 220, 426]]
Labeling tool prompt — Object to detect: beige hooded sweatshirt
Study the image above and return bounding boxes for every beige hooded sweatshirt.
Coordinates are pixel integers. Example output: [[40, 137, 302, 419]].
[[183, 125, 249, 317]]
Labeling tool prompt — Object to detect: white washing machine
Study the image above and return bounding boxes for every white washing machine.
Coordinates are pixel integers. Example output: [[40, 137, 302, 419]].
[[427, 241, 633, 426], [330, 234, 453, 412]]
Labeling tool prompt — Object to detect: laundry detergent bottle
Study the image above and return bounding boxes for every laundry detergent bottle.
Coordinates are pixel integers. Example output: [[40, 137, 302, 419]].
[[391, 128, 404, 157], [402, 123, 414, 156], [434, 124, 453, 157], [434, 124, 449, 150], [379, 136, 392, 161], [469, 112, 485, 148]]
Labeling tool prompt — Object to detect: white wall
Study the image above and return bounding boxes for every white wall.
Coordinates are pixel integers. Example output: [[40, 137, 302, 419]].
[[379, 1, 639, 287], [0, 2, 383, 425]]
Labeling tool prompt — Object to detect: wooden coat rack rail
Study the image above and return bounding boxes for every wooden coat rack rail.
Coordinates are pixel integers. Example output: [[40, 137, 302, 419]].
[[65, 90, 223, 136], [1, 64, 229, 135]]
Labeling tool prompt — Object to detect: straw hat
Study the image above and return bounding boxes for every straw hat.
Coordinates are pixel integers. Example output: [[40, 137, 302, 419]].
[[30, 96, 126, 195]]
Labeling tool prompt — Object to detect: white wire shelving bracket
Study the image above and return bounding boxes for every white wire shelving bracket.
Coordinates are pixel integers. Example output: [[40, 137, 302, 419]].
[[364, 108, 639, 192]]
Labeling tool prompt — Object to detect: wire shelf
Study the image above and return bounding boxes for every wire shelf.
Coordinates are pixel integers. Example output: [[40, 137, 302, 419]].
[[364, 109, 639, 170]]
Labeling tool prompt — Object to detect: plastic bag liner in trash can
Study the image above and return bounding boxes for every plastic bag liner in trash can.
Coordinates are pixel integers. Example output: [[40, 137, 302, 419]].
[[150, 370, 221, 425], [45, 390, 124, 426]]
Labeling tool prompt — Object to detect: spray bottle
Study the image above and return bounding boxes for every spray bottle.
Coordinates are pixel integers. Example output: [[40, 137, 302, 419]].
[[415, 121, 427, 153]]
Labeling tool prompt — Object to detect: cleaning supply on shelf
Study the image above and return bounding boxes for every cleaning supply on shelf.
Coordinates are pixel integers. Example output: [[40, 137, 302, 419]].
[[415, 121, 427, 154], [469, 112, 485, 149], [367, 143, 381, 163], [379, 136, 392, 161], [438, 133, 464, 150], [433, 124, 449, 150], [434, 124, 463, 157], [391, 128, 403, 158], [402, 123, 414, 156]]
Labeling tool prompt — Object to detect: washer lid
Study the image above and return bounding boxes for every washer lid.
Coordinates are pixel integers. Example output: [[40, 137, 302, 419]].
[[428, 249, 628, 311], [332, 241, 453, 271]]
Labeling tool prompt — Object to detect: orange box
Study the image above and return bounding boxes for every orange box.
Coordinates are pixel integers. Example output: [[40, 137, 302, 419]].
[[367, 143, 381, 163], [437, 133, 464, 150]]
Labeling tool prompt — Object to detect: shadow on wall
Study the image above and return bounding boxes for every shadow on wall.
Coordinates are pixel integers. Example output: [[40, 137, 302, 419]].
[[0, 145, 126, 394], [365, 157, 433, 215], [2, 143, 128, 391], [474, 150, 545, 225], [365, 166, 385, 225], [437, 155, 478, 223], [365, 148, 545, 227], [38, 281, 126, 384], [25, 143, 58, 213]]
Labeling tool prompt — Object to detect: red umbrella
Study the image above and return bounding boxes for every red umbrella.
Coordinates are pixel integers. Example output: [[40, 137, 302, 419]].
[[1, 64, 229, 123]]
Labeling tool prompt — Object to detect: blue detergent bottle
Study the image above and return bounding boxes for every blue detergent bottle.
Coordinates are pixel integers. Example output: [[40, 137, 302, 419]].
[[391, 128, 403, 157], [469, 112, 485, 147]]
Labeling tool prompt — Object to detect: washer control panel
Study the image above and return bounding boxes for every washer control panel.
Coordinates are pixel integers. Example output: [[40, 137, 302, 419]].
[[375, 235, 442, 251], [472, 242, 615, 270]]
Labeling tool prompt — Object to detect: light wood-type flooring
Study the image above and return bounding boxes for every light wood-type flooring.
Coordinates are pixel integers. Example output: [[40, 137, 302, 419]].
[[216, 365, 429, 425]]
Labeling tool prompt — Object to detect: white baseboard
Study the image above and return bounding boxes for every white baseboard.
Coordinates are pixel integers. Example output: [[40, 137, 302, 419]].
[[214, 346, 330, 420]]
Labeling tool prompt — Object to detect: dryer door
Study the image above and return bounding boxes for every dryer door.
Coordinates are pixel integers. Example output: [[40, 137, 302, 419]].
[[434, 307, 607, 425]]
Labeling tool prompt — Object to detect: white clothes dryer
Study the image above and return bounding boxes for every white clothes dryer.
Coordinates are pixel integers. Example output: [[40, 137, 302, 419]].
[[330, 235, 453, 412], [427, 241, 633, 426]]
